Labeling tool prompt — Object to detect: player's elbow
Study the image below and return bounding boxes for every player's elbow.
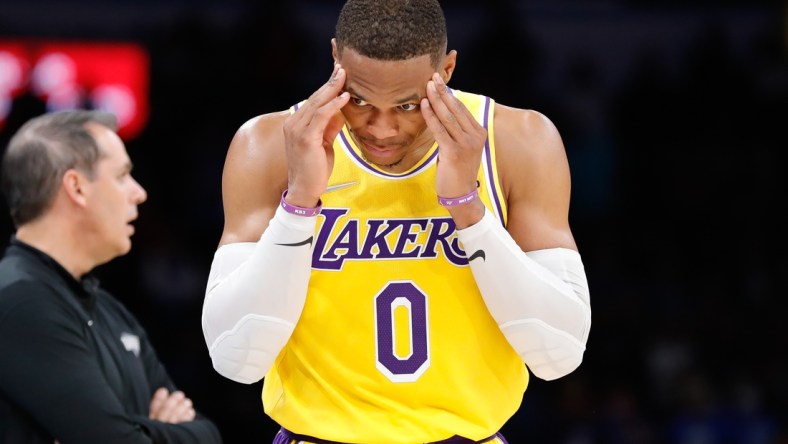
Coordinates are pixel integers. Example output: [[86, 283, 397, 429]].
[[206, 314, 296, 384], [210, 354, 266, 384], [501, 318, 587, 381], [527, 349, 584, 381]]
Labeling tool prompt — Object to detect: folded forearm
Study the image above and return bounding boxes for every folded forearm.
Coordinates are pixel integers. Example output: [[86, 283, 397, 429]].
[[457, 210, 591, 381], [201, 206, 316, 383]]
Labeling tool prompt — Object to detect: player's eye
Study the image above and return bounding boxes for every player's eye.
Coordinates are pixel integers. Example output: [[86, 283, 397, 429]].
[[351, 97, 369, 106], [398, 103, 419, 112]]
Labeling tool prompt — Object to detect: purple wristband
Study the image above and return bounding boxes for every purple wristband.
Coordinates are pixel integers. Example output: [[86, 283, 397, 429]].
[[437, 188, 480, 207], [280, 190, 322, 217]]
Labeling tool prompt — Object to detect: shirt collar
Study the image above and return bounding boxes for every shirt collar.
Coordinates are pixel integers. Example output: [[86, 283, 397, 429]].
[[8, 236, 100, 306]]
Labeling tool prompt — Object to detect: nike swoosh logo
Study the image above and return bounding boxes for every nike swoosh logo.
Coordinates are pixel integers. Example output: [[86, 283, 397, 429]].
[[468, 250, 486, 262], [276, 236, 313, 247], [325, 182, 358, 193]]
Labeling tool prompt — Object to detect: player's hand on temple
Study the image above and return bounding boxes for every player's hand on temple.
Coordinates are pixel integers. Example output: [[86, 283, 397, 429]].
[[282, 64, 351, 208], [422, 72, 487, 227], [148, 387, 196, 424]]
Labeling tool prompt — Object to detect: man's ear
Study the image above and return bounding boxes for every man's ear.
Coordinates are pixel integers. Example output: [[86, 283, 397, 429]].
[[331, 38, 339, 64], [441, 50, 458, 84], [62, 169, 88, 207]]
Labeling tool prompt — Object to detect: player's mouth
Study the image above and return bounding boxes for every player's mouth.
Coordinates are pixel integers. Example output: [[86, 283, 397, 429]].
[[364, 142, 394, 154], [351, 131, 410, 168], [359, 139, 404, 157]]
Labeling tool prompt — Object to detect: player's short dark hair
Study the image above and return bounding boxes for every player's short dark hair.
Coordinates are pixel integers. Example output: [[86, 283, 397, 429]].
[[335, 0, 448, 66], [1, 110, 117, 227]]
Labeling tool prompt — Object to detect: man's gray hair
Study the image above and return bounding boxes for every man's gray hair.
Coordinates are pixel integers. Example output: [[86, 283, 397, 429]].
[[1, 110, 118, 227]]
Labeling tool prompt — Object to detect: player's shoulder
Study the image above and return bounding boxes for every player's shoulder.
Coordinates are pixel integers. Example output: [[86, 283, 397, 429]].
[[225, 110, 290, 165], [493, 104, 566, 162], [494, 105, 560, 143], [233, 110, 290, 148], [223, 110, 290, 201]]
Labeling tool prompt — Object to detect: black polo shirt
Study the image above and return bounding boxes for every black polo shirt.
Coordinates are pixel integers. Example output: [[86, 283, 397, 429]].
[[0, 238, 221, 443]]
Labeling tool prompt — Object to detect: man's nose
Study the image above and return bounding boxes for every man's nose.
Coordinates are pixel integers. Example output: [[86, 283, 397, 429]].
[[131, 177, 147, 204], [366, 110, 398, 140]]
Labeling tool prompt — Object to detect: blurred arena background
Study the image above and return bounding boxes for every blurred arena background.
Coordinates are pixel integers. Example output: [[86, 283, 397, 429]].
[[1, 0, 786, 442]]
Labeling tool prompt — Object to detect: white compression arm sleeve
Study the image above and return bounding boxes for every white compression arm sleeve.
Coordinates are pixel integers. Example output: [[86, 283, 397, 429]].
[[201, 206, 316, 384], [457, 210, 591, 381]]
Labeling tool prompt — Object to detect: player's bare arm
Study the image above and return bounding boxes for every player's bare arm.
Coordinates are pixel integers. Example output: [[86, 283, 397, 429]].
[[493, 105, 579, 252], [218, 111, 289, 246]]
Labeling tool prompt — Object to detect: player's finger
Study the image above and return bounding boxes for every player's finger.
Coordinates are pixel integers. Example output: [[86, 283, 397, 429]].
[[421, 96, 453, 142], [323, 105, 348, 149], [285, 66, 345, 134], [425, 80, 469, 141], [296, 66, 346, 122], [309, 91, 350, 135], [432, 73, 477, 129], [287, 66, 340, 128], [425, 81, 464, 141], [429, 75, 474, 132]]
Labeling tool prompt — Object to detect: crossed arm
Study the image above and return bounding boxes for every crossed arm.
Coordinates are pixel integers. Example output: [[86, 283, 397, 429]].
[[0, 283, 221, 443]]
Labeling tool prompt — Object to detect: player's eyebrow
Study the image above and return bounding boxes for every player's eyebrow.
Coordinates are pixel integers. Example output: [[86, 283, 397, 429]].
[[393, 93, 421, 104], [344, 86, 364, 100], [345, 87, 421, 105]]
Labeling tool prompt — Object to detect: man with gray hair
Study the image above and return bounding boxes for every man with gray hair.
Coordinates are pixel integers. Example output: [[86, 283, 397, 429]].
[[0, 110, 222, 443]]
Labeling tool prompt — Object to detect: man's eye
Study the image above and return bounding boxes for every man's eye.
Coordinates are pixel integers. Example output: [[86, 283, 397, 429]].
[[352, 97, 368, 106], [399, 103, 419, 112]]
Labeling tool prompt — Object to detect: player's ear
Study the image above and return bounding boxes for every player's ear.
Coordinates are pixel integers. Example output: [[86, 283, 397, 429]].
[[331, 38, 339, 64], [441, 50, 457, 84]]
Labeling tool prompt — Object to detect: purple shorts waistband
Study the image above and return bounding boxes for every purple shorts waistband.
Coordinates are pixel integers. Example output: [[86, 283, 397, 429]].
[[273, 427, 507, 444]]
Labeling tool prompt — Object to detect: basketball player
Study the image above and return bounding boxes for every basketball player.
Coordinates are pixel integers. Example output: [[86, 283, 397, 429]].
[[202, 1, 591, 442]]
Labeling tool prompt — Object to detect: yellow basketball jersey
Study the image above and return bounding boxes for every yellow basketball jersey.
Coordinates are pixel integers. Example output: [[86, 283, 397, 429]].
[[263, 91, 527, 443]]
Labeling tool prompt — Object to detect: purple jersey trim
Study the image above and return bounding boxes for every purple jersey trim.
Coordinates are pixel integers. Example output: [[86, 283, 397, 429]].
[[274, 428, 505, 443], [482, 96, 505, 226], [339, 130, 438, 178]]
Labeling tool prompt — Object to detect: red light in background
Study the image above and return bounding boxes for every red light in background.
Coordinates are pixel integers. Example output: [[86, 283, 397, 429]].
[[0, 40, 149, 140]]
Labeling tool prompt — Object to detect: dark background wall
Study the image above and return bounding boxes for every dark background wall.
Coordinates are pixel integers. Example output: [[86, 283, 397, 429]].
[[1, 1, 786, 442]]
